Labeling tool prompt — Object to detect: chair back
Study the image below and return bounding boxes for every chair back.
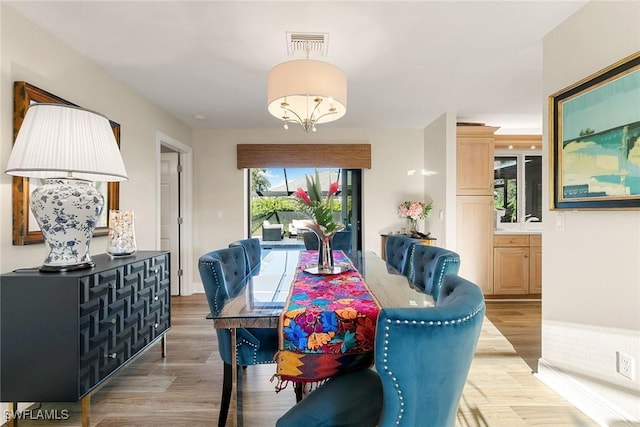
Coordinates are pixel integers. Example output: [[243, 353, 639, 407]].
[[199, 247, 278, 427], [332, 230, 352, 253], [229, 237, 262, 274], [198, 247, 250, 366], [303, 230, 352, 265], [384, 235, 416, 275], [276, 274, 485, 427], [408, 244, 461, 301], [198, 247, 248, 318], [302, 231, 319, 250], [375, 274, 485, 426]]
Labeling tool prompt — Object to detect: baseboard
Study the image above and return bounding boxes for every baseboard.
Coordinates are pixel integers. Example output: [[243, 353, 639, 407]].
[[536, 358, 638, 427]]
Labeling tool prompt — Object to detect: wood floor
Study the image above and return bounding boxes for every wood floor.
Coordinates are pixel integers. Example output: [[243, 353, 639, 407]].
[[4, 296, 599, 427]]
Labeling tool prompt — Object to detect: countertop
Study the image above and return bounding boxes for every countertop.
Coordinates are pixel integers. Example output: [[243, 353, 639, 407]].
[[494, 228, 542, 235]]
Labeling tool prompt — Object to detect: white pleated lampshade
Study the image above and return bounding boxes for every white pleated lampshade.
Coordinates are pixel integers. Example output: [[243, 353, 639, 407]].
[[5, 103, 128, 182]]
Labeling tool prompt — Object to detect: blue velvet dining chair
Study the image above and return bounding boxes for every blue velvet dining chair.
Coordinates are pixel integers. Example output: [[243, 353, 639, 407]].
[[332, 229, 352, 253], [303, 230, 352, 263], [384, 234, 417, 276], [229, 237, 262, 275], [276, 274, 485, 427], [302, 231, 320, 250], [198, 247, 279, 427], [408, 244, 461, 301]]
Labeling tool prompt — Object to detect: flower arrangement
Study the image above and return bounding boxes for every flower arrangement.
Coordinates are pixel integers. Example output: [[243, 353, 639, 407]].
[[398, 201, 433, 220], [294, 170, 344, 233]]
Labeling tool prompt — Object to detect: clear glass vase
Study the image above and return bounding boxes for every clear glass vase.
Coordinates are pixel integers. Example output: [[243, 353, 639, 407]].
[[408, 218, 418, 236], [106, 210, 137, 258], [303, 220, 344, 274]]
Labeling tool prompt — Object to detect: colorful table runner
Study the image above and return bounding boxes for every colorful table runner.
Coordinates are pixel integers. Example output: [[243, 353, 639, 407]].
[[274, 250, 381, 391]]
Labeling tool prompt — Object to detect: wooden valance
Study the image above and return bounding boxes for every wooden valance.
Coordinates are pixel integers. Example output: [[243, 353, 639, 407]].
[[237, 144, 371, 169]]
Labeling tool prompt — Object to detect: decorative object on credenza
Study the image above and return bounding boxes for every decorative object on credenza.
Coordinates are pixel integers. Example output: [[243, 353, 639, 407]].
[[11, 81, 122, 245], [294, 170, 345, 274], [398, 200, 433, 237], [267, 32, 347, 133], [106, 210, 137, 258], [5, 103, 128, 271], [550, 51, 640, 210]]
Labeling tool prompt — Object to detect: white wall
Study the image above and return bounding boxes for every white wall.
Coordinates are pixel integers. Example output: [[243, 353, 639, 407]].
[[424, 112, 457, 248], [191, 128, 425, 279], [538, 2, 640, 424], [0, 4, 192, 272]]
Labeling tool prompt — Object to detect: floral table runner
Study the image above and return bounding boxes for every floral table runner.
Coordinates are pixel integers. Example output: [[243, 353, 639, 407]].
[[274, 250, 381, 391]]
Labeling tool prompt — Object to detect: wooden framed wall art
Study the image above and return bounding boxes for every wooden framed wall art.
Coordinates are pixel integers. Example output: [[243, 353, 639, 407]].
[[549, 52, 640, 210]]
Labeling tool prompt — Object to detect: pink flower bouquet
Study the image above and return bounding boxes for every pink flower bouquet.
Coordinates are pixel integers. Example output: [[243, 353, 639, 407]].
[[398, 201, 433, 220]]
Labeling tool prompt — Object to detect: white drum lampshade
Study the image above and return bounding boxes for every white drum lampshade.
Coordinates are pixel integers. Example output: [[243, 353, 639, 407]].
[[268, 59, 347, 133]]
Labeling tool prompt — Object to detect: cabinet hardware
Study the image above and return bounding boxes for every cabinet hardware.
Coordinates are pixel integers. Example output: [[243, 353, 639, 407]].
[[108, 283, 115, 289], [111, 318, 117, 324], [106, 353, 117, 359], [154, 323, 159, 329], [154, 296, 159, 301]]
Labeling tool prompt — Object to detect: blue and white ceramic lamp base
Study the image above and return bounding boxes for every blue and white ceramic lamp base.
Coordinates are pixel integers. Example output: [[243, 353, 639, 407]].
[[30, 178, 103, 272]]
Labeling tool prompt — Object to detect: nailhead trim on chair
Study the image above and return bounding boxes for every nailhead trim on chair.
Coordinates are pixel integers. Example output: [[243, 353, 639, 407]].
[[236, 337, 275, 365], [200, 260, 223, 314], [380, 302, 485, 425], [201, 258, 276, 366], [433, 257, 460, 297]]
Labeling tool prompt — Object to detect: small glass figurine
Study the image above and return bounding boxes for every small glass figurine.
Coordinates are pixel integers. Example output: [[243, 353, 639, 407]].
[[106, 210, 137, 258]]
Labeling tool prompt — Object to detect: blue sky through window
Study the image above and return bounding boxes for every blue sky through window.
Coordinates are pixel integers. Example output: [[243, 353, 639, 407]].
[[263, 168, 341, 192]]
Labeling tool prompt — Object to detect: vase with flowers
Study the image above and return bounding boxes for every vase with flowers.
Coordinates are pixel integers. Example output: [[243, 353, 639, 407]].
[[294, 170, 345, 273], [398, 201, 433, 237]]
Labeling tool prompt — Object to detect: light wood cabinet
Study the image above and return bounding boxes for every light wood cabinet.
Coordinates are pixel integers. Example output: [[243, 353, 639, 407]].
[[456, 126, 497, 195], [493, 234, 542, 296], [456, 196, 494, 294], [529, 234, 542, 294], [456, 124, 498, 295]]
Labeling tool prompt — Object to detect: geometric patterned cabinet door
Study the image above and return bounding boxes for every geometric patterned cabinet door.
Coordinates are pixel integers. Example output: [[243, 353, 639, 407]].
[[0, 251, 170, 426]]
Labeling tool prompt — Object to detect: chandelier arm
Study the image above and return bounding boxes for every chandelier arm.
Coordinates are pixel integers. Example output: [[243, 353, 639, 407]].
[[308, 98, 323, 123], [281, 106, 305, 126], [313, 109, 338, 123]]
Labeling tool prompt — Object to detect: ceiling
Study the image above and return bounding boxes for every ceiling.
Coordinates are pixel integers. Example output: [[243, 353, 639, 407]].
[[6, 1, 588, 134]]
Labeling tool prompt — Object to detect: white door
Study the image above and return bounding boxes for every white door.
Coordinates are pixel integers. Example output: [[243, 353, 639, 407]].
[[161, 152, 180, 295]]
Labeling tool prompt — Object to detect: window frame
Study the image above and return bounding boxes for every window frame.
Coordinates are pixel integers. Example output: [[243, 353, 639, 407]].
[[494, 149, 542, 224]]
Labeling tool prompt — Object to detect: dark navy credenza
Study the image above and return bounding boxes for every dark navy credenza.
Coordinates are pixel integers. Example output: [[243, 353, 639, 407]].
[[0, 251, 171, 426]]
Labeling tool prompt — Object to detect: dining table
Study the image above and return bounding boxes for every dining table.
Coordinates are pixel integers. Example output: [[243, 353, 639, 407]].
[[209, 249, 434, 427]]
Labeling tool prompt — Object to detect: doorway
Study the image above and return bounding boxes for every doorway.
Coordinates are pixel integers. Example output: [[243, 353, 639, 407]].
[[157, 132, 193, 296]]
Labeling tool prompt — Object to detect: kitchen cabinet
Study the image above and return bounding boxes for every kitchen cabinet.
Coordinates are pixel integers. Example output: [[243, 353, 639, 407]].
[[456, 124, 498, 294], [493, 234, 542, 296], [457, 196, 495, 294], [456, 125, 496, 195], [529, 234, 542, 294]]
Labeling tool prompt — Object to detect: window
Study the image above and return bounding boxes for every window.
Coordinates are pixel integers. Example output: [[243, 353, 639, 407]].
[[249, 168, 363, 251], [494, 153, 542, 223]]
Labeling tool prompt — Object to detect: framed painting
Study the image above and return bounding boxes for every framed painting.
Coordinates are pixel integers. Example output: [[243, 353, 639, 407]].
[[550, 51, 640, 210], [12, 81, 121, 245]]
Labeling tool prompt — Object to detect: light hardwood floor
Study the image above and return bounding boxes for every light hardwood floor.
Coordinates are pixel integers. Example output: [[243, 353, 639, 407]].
[[3, 296, 598, 427]]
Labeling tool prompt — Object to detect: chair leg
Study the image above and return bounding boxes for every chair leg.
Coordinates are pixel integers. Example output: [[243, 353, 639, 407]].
[[219, 362, 233, 427], [294, 382, 303, 403]]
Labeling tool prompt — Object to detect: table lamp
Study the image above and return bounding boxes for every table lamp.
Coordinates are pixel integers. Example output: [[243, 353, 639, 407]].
[[5, 103, 128, 272]]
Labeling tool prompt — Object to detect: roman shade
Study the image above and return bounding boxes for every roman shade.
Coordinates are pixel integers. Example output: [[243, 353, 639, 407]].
[[236, 144, 371, 169]]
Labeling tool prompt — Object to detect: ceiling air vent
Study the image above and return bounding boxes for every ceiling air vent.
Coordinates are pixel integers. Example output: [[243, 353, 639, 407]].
[[286, 32, 329, 57]]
